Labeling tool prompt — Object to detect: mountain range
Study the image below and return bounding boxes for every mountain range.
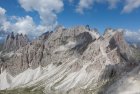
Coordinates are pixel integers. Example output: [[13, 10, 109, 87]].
[[0, 26, 140, 94]]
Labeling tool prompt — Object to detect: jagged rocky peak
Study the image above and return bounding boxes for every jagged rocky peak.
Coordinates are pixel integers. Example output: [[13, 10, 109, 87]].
[[39, 31, 53, 40], [103, 28, 116, 38], [103, 28, 127, 49], [46, 25, 100, 53], [103, 28, 126, 41], [3, 32, 29, 51], [103, 28, 135, 63], [0, 26, 138, 94]]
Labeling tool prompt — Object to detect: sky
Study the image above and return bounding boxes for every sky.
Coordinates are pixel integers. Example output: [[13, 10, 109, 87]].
[[0, 0, 140, 42]]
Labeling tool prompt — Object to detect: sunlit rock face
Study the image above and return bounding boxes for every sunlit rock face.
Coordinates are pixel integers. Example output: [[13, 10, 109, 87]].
[[3, 32, 29, 51], [0, 26, 139, 94]]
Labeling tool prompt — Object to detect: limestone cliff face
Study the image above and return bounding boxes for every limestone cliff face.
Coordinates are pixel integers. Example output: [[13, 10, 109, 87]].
[[3, 32, 29, 51], [2, 27, 135, 74], [0, 26, 138, 94]]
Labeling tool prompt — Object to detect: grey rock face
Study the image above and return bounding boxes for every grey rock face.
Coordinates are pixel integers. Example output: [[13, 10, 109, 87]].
[[3, 32, 29, 52], [1, 27, 132, 71], [0, 26, 138, 94]]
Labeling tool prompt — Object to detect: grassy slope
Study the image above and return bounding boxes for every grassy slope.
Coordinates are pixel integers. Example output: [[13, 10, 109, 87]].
[[0, 87, 45, 94]]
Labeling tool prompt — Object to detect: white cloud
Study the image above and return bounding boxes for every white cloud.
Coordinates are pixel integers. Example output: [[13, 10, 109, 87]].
[[76, 0, 94, 14], [0, 7, 10, 31], [122, 0, 140, 13], [125, 29, 140, 42], [19, 0, 64, 28], [76, 0, 140, 14], [0, 7, 6, 23], [107, 0, 120, 9], [11, 15, 49, 36], [76, 0, 120, 14], [0, 7, 43, 36], [12, 16, 36, 35], [0, 7, 6, 16]]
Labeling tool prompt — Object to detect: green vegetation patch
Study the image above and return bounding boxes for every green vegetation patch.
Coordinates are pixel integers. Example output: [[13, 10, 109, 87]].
[[0, 87, 45, 94]]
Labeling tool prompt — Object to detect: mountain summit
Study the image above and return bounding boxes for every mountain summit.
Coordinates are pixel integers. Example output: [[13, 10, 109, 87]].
[[3, 32, 29, 52], [0, 26, 140, 94]]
